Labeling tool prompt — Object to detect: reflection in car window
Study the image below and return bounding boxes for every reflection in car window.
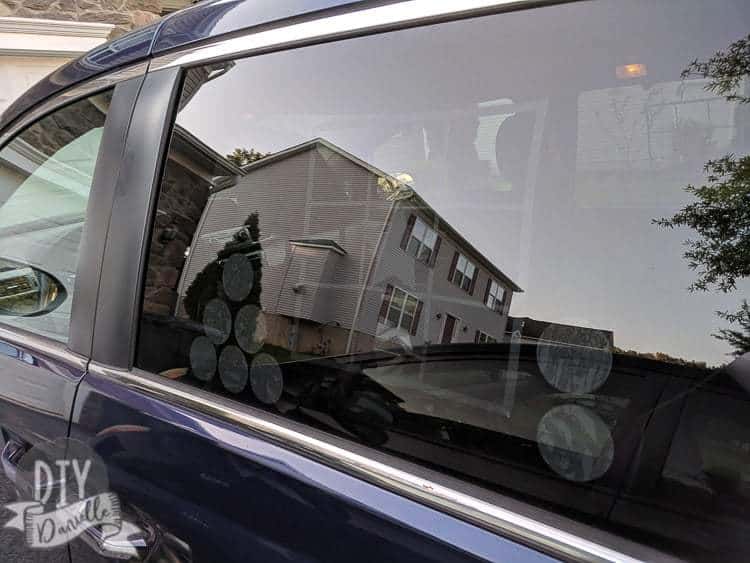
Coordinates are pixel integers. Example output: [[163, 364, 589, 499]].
[[137, 1, 750, 559], [0, 91, 111, 341]]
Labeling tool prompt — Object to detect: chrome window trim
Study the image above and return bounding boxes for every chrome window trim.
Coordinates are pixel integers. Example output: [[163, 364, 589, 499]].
[[0, 324, 87, 370], [0, 61, 148, 149], [151, 0, 580, 71], [89, 361, 654, 563]]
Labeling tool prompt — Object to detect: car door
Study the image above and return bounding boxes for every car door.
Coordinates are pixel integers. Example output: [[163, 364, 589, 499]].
[[70, 0, 749, 562], [62, 46, 559, 563], [65, 67, 556, 562], [64, 5, 622, 563], [0, 68, 144, 561]]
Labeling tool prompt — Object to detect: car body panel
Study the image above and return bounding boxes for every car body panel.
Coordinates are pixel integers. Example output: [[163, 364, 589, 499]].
[[0, 332, 84, 563], [0, 68, 147, 561], [71, 58, 549, 561], [151, 0, 375, 54], [69, 366, 551, 563]]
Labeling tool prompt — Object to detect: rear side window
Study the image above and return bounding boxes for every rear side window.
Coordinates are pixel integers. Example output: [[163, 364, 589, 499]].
[[137, 1, 750, 559], [0, 92, 111, 342]]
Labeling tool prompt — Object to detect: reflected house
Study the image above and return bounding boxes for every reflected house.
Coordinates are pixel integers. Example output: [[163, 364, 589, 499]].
[[167, 137, 521, 356]]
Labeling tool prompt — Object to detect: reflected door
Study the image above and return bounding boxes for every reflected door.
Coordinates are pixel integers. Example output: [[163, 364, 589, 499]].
[[441, 314, 457, 344]]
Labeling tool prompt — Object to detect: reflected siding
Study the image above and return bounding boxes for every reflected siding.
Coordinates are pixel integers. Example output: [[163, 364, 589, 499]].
[[177, 138, 518, 355], [362, 202, 515, 347]]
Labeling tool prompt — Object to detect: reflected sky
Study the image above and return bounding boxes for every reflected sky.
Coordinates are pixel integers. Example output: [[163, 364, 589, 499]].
[[177, 0, 750, 365]]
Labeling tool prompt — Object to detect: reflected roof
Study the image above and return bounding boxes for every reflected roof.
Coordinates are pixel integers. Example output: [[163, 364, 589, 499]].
[[241, 137, 523, 292], [289, 238, 348, 255]]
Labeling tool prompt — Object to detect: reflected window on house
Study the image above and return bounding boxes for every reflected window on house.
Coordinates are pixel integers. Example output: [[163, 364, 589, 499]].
[[403, 215, 439, 264], [380, 285, 422, 334], [475, 330, 497, 344], [485, 280, 506, 313], [450, 253, 477, 293]]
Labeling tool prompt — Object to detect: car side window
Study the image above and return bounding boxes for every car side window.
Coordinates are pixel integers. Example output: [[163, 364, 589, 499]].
[[0, 91, 111, 342], [136, 1, 750, 559]]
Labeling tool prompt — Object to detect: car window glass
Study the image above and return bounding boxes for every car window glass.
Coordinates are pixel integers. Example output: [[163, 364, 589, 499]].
[[0, 91, 111, 342], [136, 1, 750, 559]]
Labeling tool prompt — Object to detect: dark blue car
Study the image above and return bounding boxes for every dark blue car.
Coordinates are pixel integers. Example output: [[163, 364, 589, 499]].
[[0, 1, 748, 561]]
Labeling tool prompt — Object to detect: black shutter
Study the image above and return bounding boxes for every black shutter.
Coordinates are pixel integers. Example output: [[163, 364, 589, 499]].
[[400, 214, 416, 251], [379, 284, 393, 321], [497, 286, 506, 312], [428, 235, 441, 267], [411, 300, 423, 336], [483, 278, 492, 307], [469, 267, 479, 295], [448, 251, 459, 282]]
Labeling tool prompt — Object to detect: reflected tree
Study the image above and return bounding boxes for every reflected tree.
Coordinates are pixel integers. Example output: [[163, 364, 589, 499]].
[[184, 212, 263, 322], [716, 300, 750, 357], [226, 147, 271, 167], [654, 154, 750, 293], [613, 347, 708, 369], [655, 34, 750, 356], [682, 35, 750, 104]]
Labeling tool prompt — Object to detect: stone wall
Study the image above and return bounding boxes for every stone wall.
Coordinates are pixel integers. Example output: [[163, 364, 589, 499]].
[[0, 0, 168, 37]]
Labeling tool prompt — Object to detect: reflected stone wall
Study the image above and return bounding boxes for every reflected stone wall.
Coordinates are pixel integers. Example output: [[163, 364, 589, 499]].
[[144, 159, 211, 316], [19, 96, 106, 157]]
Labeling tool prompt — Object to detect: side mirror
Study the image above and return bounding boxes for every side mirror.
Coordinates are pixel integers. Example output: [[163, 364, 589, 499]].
[[0, 260, 66, 316]]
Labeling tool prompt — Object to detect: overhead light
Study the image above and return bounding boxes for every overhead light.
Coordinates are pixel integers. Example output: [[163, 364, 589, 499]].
[[616, 63, 647, 79]]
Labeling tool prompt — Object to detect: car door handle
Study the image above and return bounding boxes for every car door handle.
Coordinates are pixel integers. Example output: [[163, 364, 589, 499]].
[[3, 436, 190, 561], [80, 503, 192, 561], [0, 435, 66, 499], [80, 516, 154, 560], [0, 436, 26, 485]]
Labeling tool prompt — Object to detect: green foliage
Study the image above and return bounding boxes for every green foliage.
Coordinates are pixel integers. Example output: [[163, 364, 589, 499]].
[[226, 147, 270, 167], [656, 34, 750, 358], [682, 34, 750, 104], [613, 347, 709, 369], [715, 300, 750, 356], [653, 154, 750, 293]]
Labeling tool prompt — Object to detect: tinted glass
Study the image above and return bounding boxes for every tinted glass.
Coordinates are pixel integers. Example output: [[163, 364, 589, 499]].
[[0, 92, 111, 341], [138, 1, 750, 559]]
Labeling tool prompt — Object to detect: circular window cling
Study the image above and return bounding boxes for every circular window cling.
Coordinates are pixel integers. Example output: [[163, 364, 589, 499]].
[[189, 336, 217, 382], [536, 404, 615, 483], [219, 345, 249, 394], [235, 304, 266, 354], [202, 298, 232, 345], [222, 252, 254, 302], [188, 253, 283, 404], [536, 324, 613, 394], [250, 353, 284, 405], [534, 325, 615, 481]]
